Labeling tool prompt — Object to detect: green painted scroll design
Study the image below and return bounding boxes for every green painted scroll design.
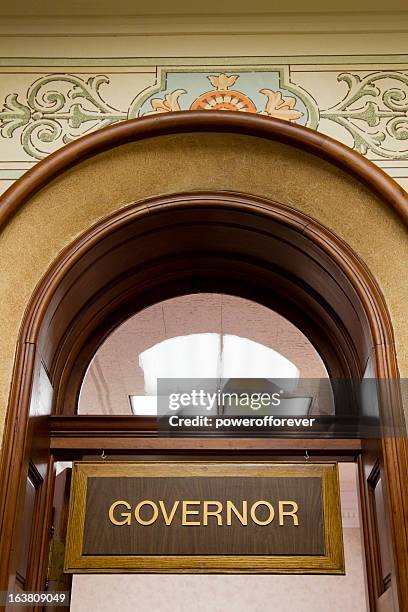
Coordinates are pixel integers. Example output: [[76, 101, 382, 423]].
[[0, 75, 127, 160], [0, 70, 407, 161], [320, 72, 408, 159]]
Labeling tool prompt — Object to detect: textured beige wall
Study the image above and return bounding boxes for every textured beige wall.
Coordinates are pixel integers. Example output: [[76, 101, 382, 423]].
[[0, 132, 407, 442], [70, 528, 367, 612]]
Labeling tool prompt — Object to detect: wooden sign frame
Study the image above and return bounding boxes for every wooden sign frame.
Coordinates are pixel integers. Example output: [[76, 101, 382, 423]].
[[64, 461, 344, 574]]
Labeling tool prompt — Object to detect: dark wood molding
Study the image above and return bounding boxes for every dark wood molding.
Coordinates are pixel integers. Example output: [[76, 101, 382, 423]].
[[0, 112, 407, 229], [357, 453, 378, 611], [51, 416, 157, 436], [0, 113, 406, 607], [49, 416, 362, 457], [50, 437, 362, 458]]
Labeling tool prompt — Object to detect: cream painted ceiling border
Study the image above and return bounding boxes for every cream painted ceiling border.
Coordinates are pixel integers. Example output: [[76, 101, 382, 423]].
[[1, 55, 408, 66], [1, 12, 408, 36]]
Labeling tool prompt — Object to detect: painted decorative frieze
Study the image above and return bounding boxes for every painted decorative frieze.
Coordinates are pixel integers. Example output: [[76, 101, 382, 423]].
[[0, 65, 407, 164]]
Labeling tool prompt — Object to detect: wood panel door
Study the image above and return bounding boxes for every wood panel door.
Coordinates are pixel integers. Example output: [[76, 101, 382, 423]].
[[359, 444, 399, 612]]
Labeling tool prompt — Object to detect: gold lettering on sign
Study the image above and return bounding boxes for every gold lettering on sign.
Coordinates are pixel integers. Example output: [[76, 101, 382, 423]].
[[226, 500, 248, 525], [250, 501, 275, 525], [279, 501, 299, 526], [134, 500, 159, 525], [159, 500, 179, 525], [107, 499, 301, 526], [109, 500, 131, 526], [203, 501, 223, 525], [182, 501, 201, 526]]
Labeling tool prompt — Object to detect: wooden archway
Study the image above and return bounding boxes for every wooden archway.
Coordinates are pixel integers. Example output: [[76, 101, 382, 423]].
[[0, 112, 407, 610]]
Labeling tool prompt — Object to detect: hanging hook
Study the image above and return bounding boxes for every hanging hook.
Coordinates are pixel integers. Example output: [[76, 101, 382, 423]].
[[304, 449, 310, 461], [101, 450, 107, 460]]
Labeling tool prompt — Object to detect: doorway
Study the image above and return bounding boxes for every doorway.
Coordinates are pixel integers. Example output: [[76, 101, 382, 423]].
[[0, 113, 406, 611], [51, 293, 366, 610]]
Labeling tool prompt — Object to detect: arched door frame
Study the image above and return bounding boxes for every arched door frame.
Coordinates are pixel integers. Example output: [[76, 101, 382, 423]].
[[0, 112, 407, 610]]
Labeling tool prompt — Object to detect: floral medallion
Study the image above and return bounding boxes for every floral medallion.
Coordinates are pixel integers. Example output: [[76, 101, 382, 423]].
[[189, 74, 257, 112], [133, 67, 318, 129]]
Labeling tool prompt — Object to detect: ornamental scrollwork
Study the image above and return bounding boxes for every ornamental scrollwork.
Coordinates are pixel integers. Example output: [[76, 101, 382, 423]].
[[320, 72, 408, 159], [0, 74, 127, 160]]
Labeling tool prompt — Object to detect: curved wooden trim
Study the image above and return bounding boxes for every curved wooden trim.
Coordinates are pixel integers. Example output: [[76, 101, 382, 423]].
[[20, 191, 363, 359], [0, 111, 407, 230], [39, 191, 381, 414]]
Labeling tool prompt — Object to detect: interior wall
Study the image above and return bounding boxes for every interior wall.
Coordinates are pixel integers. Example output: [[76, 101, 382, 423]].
[[70, 531, 365, 612]]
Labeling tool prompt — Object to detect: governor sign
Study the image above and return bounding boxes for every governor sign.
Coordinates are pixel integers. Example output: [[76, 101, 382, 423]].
[[64, 461, 344, 574]]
